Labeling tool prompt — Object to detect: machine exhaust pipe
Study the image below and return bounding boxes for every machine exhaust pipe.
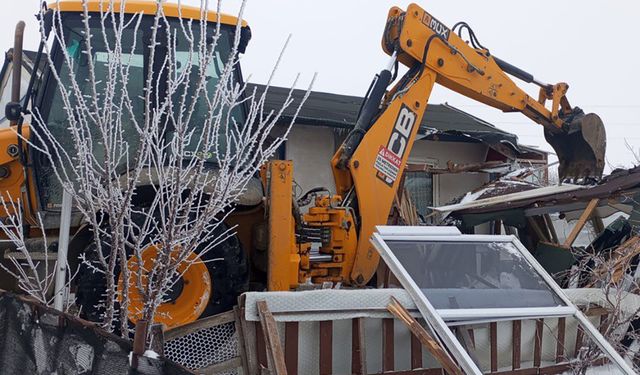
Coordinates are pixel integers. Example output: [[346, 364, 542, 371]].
[[6, 21, 25, 125]]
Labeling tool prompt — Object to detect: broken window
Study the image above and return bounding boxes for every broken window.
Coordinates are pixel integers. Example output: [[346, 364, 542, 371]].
[[371, 226, 634, 374], [386, 240, 565, 309], [403, 171, 434, 222]]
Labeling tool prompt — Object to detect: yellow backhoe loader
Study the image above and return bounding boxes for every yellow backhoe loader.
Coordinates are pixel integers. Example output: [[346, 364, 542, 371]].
[[0, 1, 605, 329]]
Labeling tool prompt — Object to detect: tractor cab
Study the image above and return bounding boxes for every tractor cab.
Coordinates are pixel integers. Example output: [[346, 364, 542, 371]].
[[0, 1, 253, 227]]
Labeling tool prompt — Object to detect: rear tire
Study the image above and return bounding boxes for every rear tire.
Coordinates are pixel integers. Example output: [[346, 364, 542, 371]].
[[75, 221, 248, 326]]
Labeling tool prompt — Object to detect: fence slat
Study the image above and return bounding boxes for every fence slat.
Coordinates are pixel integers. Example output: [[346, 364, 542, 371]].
[[383, 318, 395, 371], [285, 322, 299, 375], [410, 332, 422, 369], [490, 322, 498, 372], [512, 320, 521, 370], [352, 318, 367, 375], [319, 320, 333, 375], [556, 317, 566, 363], [534, 319, 543, 368], [574, 326, 584, 358]]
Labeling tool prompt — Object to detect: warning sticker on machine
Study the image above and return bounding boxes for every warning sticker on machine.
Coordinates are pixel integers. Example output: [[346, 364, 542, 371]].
[[374, 145, 402, 183]]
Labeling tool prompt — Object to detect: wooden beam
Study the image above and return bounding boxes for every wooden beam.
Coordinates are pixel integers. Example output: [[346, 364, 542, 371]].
[[527, 216, 550, 243], [563, 198, 599, 248], [387, 297, 463, 375], [543, 214, 559, 244], [257, 300, 288, 375], [591, 215, 605, 234]]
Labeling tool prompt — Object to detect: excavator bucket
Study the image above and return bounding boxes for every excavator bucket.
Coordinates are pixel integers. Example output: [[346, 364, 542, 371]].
[[544, 111, 606, 181]]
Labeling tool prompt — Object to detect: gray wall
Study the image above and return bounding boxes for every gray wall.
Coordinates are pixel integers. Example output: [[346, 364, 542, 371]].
[[408, 139, 490, 206], [284, 126, 491, 208], [285, 125, 337, 196]]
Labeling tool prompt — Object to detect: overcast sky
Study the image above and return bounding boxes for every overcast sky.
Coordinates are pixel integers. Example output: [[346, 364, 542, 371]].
[[3, 1, 639, 171]]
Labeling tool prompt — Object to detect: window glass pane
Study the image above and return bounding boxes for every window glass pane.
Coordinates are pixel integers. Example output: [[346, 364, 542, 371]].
[[404, 171, 433, 222], [36, 13, 242, 208], [385, 240, 566, 309]]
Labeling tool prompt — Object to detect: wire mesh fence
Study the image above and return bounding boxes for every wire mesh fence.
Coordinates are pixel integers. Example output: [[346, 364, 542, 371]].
[[0, 291, 193, 375], [163, 309, 245, 374]]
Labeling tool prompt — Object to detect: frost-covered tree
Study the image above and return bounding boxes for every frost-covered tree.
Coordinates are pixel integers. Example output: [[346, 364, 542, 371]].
[[2, 0, 312, 336]]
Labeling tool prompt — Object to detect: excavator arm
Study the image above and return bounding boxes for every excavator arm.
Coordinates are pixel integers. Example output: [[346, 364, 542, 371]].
[[330, 3, 606, 286]]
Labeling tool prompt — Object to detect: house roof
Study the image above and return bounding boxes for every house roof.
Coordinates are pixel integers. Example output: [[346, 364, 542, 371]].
[[248, 83, 545, 158]]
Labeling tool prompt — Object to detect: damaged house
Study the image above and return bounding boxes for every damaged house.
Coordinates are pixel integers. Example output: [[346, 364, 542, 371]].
[[251, 84, 548, 224]]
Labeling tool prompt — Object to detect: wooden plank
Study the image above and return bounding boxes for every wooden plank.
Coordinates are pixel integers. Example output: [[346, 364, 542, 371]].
[[492, 368, 538, 375], [538, 362, 573, 374], [257, 300, 287, 375], [512, 320, 521, 370], [256, 322, 268, 369], [383, 318, 395, 371], [284, 322, 299, 375], [352, 318, 366, 375], [372, 370, 444, 375], [563, 198, 599, 248], [319, 320, 333, 375], [149, 324, 164, 357], [591, 215, 605, 234], [533, 319, 543, 368], [387, 297, 463, 375], [584, 306, 609, 317], [410, 332, 422, 369], [164, 310, 236, 340], [234, 306, 251, 375], [490, 322, 498, 372], [544, 214, 559, 243], [238, 301, 260, 375], [200, 357, 243, 374], [555, 318, 566, 363], [131, 319, 148, 369], [527, 216, 549, 242]]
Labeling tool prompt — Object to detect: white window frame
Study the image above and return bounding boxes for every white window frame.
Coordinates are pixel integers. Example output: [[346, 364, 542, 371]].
[[370, 225, 635, 375]]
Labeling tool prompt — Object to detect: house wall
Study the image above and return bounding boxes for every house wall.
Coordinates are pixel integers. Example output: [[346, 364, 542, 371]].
[[408, 139, 490, 206], [284, 126, 490, 207], [284, 124, 337, 195]]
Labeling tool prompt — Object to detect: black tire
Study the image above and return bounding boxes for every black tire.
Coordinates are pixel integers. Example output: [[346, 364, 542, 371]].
[[75, 221, 248, 325], [201, 224, 249, 316]]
